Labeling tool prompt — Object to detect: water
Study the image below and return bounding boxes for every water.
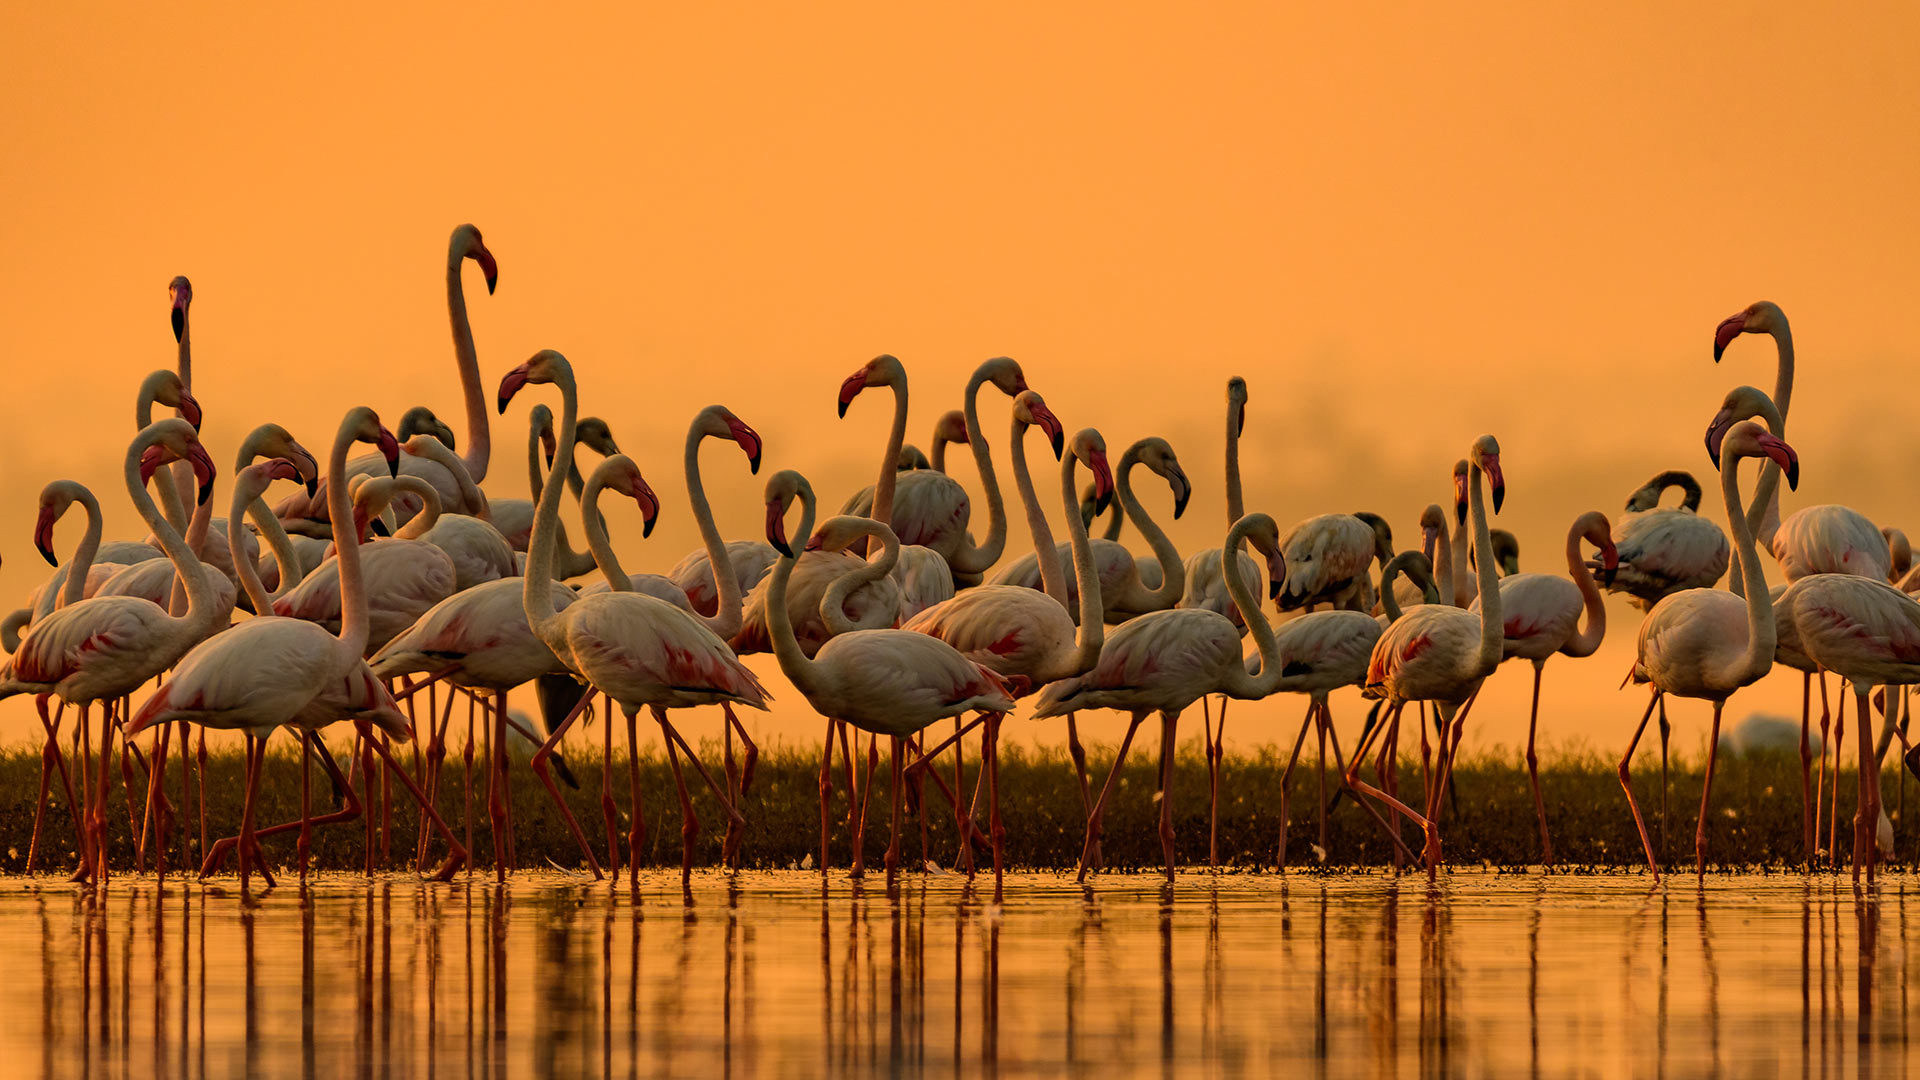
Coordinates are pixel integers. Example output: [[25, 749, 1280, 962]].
[[1, 871, 1914, 1078]]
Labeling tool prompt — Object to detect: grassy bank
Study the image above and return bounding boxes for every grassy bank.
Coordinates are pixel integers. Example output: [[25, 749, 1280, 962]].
[[1, 733, 1914, 876]]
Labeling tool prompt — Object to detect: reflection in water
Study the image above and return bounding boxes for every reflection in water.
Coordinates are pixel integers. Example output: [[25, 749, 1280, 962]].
[[1, 873, 1914, 1077]]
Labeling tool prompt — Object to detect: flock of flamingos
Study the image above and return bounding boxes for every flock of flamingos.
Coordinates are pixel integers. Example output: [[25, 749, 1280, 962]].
[[4, 224, 1918, 902]]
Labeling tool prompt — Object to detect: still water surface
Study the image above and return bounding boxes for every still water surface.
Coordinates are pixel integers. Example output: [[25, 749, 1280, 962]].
[[1, 871, 1914, 1078]]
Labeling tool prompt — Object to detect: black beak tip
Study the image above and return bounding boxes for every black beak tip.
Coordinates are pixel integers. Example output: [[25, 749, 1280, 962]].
[[305, 479, 319, 498], [1049, 432, 1064, 460], [749, 453, 763, 476], [497, 397, 510, 415], [371, 519, 390, 537], [1713, 343, 1727, 363], [1455, 504, 1468, 527], [198, 485, 213, 507], [642, 516, 657, 539], [1268, 580, 1282, 601], [1173, 493, 1190, 520], [485, 273, 498, 296], [171, 309, 184, 342], [1491, 487, 1506, 514], [37, 545, 57, 568], [1601, 566, 1618, 588], [772, 537, 794, 558], [1786, 463, 1800, 491], [1095, 492, 1112, 516], [387, 459, 401, 479], [836, 402, 850, 420]]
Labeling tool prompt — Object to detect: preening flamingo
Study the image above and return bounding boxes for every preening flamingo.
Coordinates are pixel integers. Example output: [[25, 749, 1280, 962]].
[[1032, 511, 1288, 883], [394, 433, 516, 590], [1602, 470, 1730, 610], [1350, 435, 1506, 881], [762, 477, 1018, 891], [1277, 510, 1394, 613], [273, 475, 459, 654], [1618, 421, 1796, 879], [275, 224, 498, 535], [129, 409, 468, 891], [1469, 510, 1616, 863], [508, 350, 763, 887]]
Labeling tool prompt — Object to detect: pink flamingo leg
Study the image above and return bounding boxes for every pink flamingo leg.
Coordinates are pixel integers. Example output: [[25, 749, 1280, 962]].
[[1276, 700, 1317, 871], [529, 688, 604, 879], [357, 720, 467, 881], [625, 707, 644, 883], [1077, 712, 1146, 883], [600, 703, 620, 884], [1615, 690, 1663, 879]]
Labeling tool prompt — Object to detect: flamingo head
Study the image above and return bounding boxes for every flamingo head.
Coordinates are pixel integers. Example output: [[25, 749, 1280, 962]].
[[1713, 300, 1784, 362], [30, 483, 78, 566], [976, 356, 1028, 397], [139, 422, 217, 506], [250, 425, 321, 496], [805, 515, 888, 555], [1227, 376, 1248, 437], [1452, 459, 1469, 526], [498, 349, 569, 413], [237, 458, 305, 507], [1417, 503, 1444, 565], [762, 469, 811, 557], [932, 409, 970, 447], [529, 404, 556, 466], [397, 406, 456, 452], [1573, 511, 1618, 587], [1134, 438, 1191, 519], [1470, 436, 1503, 514], [1704, 385, 1780, 468], [1071, 429, 1114, 516], [700, 407, 763, 475], [836, 354, 903, 418], [1012, 391, 1064, 460], [1720, 421, 1798, 490], [146, 370, 203, 432], [1233, 512, 1285, 602], [452, 224, 498, 295], [599, 455, 661, 539], [577, 417, 621, 458], [168, 276, 192, 342]]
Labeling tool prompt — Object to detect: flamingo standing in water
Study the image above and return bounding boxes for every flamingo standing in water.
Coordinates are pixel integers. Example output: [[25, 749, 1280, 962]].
[[761, 474, 1018, 892], [1349, 435, 1506, 881], [1469, 511, 1616, 864], [129, 409, 468, 891], [508, 351, 763, 887], [1617, 421, 1796, 879]]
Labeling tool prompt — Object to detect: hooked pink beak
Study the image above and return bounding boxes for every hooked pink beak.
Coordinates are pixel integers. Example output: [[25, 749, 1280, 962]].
[[630, 476, 661, 539], [1598, 541, 1620, 588], [1421, 526, 1438, 566], [836, 369, 869, 419], [1168, 467, 1192, 520], [139, 444, 171, 486], [1704, 408, 1734, 468], [33, 506, 57, 566], [376, 427, 400, 477], [1090, 451, 1115, 515], [292, 444, 320, 496], [766, 500, 792, 557], [1486, 458, 1505, 514], [497, 363, 532, 413], [169, 279, 192, 342], [803, 529, 827, 553], [1756, 432, 1800, 490], [188, 442, 217, 505], [540, 425, 557, 468], [265, 458, 302, 484], [728, 417, 764, 475], [1453, 472, 1469, 526], [1266, 550, 1287, 601], [176, 389, 203, 432], [1030, 403, 1064, 460], [475, 245, 499, 295], [1713, 312, 1746, 362]]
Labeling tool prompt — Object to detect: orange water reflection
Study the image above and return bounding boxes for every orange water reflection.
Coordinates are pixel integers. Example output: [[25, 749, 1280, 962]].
[[2, 872, 1914, 1077]]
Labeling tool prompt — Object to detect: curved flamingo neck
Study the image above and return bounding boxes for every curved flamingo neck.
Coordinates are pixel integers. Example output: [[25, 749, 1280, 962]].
[[1562, 520, 1607, 658], [1466, 457, 1502, 678], [870, 378, 909, 529], [524, 369, 580, 641], [1720, 447, 1776, 690], [823, 519, 901, 624], [231, 480, 278, 613], [123, 424, 217, 635], [1113, 443, 1184, 611], [327, 414, 375, 663], [168, 465, 218, 616], [526, 416, 597, 579], [408, 437, 489, 520], [1008, 415, 1068, 606], [170, 304, 195, 527], [1058, 445, 1104, 671], [1224, 396, 1243, 525], [687, 413, 743, 640], [1435, 518, 1459, 608], [947, 369, 1010, 574], [447, 245, 491, 485], [1220, 515, 1281, 697], [579, 466, 632, 593], [765, 485, 824, 698], [136, 383, 191, 532], [390, 479, 443, 540], [55, 483, 104, 611]]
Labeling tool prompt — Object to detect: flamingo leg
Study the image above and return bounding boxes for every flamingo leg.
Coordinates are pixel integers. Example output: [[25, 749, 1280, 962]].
[[902, 724, 993, 859], [417, 683, 458, 872], [1077, 712, 1146, 884], [120, 703, 143, 874], [196, 726, 209, 866], [1656, 694, 1671, 863], [361, 731, 377, 878], [528, 687, 605, 879], [298, 732, 313, 884], [1315, 699, 1330, 858], [73, 704, 92, 884], [1203, 697, 1218, 870], [1617, 689, 1663, 879], [28, 696, 79, 876], [176, 720, 191, 874], [1157, 710, 1182, 880], [818, 716, 835, 876], [462, 694, 476, 876], [489, 693, 509, 883], [1066, 714, 1102, 871], [1383, 704, 1406, 868], [1799, 671, 1814, 866], [380, 733, 394, 868], [237, 734, 267, 895], [95, 701, 114, 887], [626, 707, 644, 884], [1829, 681, 1845, 869], [142, 722, 174, 887], [984, 712, 1005, 903], [885, 735, 904, 887], [200, 741, 362, 878], [1276, 700, 1317, 871], [1524, 662, 1553, 867], [1326, 701, 1414, 866], [851, 732, 877, 878], [721, 702, 756, 867], [357, 721, 467, 881], [954, 715, 973, 876], [1695, 701, 1724, 879], [657, 711, 701, 889], [1343, 703, 1435, 868], [1815, 674, 1831, 863], [600, 700, 620, 885]]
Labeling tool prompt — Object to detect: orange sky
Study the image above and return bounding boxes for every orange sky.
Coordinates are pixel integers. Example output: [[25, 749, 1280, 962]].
[[3, 4, 1919, 762]]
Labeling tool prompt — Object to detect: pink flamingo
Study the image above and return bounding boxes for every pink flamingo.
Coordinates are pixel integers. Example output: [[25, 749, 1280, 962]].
[[273, 475, 459, 655], [1469, 510, 1617, 864], [490, 409, 622, 563], [761, 474, 1018, 892], [1349, 436, 1506, 881], [1277, 510, 1395, 613], [509, 350, 763, 887], [1617, 421, 1796, 879]]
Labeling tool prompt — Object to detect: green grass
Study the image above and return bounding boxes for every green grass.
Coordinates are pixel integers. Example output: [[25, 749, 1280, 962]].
[[0, 731, 1913, 876]]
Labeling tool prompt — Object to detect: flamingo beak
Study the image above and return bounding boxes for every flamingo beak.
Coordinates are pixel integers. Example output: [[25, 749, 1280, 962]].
[[1453, 474, 1469, 527], [476, 246, 499, 295], [189, 444, 217, 506], [1169, 468, 1192, 520], [1705, 409, 1733, 468], [177, 390, 203, 432], [497, 364, 531, 413], [1758, 434, 1800, 490], [1599, 542, 1619, 588], [139, 444, 171, 486], [540, 426, 557, 468], [269, 459, 302, 484], [1713, 312, 1746, 362], [370, 515, 391, 538], [295, 446, 321, 497], [1032, 405, 1064, 461], [34, 507, 57, 566], [766, 500, 792, 557], [1267, 551, 1286, 601], [803, 529, 826, 553], [1090, 452, 1115, 516], [729, 419, 764, 475], [1486, 458, 1506, 514], [634, 478, 661, 539], [836, 370, 868, 419], [1421, 526, 1438, 566], [169, 286, 190, 342], [377, 428, 401, 477], [1236, 401, 1247, 438]]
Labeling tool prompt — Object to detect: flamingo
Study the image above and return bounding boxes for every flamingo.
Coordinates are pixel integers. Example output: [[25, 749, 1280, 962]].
[[508, 350, 763, 887], [1617, 421, 1797, 879], [1032, 510, 1288, 883], [1605, 471, 1729, 609], [760, 475, 1018, 892], [391, 434, 516, 590], [490, 409, 621, 557], [0, 419, 221, 885], [1468, 510, 1617, 864], [128, 409, 469, 891], [274, 475, 459, 655], [398, 406, 458, 450], [1348, 435, 1506, 881], [274, 224, 498, 535], [1179, 378, 1260, 629], [1277, 510, 1395, 613]]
